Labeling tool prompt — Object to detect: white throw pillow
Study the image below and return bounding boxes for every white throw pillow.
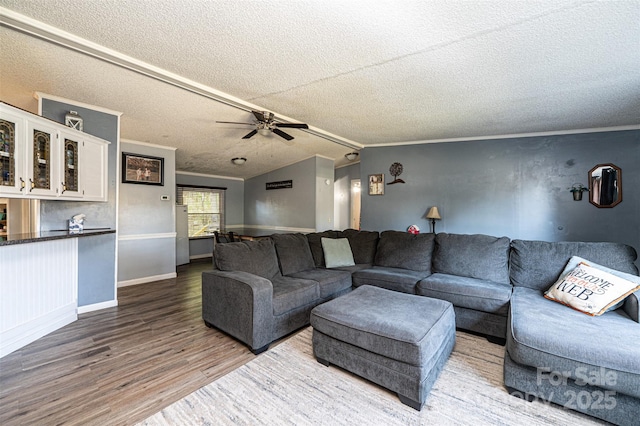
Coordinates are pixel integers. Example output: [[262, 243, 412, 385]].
[[544, 259, 640, 316], [321, 237, 355, 268]]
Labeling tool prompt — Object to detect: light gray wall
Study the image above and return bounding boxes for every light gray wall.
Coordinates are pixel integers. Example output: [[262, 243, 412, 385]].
[[175, 172, 244, 258], [244, 157, 317, 230], [334, 163, 360, 230], [315, 157, 335, 231], [118, 141, 176, 282], [360, 130, 640, 255], [40, 99, 118, 307]]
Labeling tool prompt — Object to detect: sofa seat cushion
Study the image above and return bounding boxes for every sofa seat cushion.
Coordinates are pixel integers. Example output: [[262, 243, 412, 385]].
[[508, 287, 640, 397], [332, 263, 373, 273], [271, 276, 319, 316], [416, 273, 512, 315], [214, 239, 280, 279], [271, 233, 316, 275], [509, 240, 638, 292], [374, 231, 435, 272], [288, 268, 352, 299], [352, 266, 429, 294], [433, 233, 511, 284]]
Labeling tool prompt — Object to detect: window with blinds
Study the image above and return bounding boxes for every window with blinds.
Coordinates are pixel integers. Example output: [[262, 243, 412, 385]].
[[176, 185, 226, 237]]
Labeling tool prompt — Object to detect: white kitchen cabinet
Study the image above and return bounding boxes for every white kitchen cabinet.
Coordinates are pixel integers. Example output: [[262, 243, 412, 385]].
[[0, 103, 109, 202], [79, 133, 108, 201], [26, 118, 59, 198], [0, 108, 26, 196]]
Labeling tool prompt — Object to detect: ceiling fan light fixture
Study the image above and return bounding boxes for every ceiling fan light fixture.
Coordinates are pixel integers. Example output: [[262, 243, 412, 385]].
[[231, 157, 247, 165], [258, 128, 271, 136], [345, 152, 359, 161]]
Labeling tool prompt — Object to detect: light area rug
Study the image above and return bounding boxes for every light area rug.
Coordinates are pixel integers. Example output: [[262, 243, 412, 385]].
[[138, 328, 604, 425]]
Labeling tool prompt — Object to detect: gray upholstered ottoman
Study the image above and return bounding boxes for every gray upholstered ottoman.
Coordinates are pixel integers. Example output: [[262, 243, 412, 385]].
[[310, 285, 456, 410]]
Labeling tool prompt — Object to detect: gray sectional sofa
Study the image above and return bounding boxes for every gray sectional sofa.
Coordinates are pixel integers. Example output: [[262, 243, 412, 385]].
[[201, 229, 639, 425]]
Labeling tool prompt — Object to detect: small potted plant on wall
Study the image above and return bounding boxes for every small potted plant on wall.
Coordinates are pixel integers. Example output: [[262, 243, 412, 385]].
[[569, 183, 589, 201]]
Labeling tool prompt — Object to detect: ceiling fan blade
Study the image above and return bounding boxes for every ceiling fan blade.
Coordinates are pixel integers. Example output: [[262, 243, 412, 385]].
[[275, 123, 309, 129], [252, 110, 266, 122], [216, 121, 254, 125], [272, 128, 294, 141], [242, 129, 258, 139]]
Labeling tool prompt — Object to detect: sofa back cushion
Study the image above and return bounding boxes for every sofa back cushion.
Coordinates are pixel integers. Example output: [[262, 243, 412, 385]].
[[271, 233, 316, 275], [215, 239, 280, 280], [306, 230, 345, 267], [510, 239, 639, 291], [343, 229, 379, 264], [433, 233, 511, 284], [374, 231, 434, 272]]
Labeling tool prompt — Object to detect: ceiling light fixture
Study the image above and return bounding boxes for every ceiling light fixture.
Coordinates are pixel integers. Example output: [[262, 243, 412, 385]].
[[345, 152, 359, 161], [258, 128, 271, 136], [231, 157, 247, 165]]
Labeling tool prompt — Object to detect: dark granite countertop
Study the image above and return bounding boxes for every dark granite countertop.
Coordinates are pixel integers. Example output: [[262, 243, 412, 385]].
[[0, 228, 116, 246]]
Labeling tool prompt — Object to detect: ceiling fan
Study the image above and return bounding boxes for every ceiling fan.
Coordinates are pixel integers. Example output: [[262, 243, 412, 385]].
[[217, 110, 309, 141]]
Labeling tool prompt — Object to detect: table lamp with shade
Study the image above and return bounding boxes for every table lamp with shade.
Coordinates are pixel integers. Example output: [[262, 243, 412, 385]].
[[426, 207, 441, 233]]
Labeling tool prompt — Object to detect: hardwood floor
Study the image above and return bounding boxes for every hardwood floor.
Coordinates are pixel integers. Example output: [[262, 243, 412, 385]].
[[0, 259, 256, 426]]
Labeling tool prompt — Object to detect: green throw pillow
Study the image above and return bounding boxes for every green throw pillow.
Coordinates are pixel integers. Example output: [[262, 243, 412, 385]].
[[321, 237, 355, 268]]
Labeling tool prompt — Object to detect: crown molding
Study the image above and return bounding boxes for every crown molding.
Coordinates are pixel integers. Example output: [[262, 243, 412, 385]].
[[366, 125, 640, 148], [34, 91, 122, 116], [176, 171, 244, 181], [121, 138, 177, 151]]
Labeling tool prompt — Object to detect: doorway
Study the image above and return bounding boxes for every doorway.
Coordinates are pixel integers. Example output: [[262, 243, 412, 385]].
[[350, 179, 361, 230]]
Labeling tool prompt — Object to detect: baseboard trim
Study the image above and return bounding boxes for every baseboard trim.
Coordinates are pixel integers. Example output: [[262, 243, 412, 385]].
[[189, 254, 212, 260], [77, 300, 118, 314], [1, 302, 77, 358], [118, 272, 177, 288]]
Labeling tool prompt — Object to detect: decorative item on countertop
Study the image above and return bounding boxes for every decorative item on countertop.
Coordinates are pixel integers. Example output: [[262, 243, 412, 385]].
[[425, 206, 441, 233], [407, 224, 420, 234], [68, 213, 85, 233], [568, 183, 588, 201], [388, 162, 405, 184], [64, 111, 83, 131]]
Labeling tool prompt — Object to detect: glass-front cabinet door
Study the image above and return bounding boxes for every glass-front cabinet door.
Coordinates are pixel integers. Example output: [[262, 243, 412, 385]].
[[0, 119, 16, 188], [61, 136, 81, 197], [0, 108, 26, 195], [26, 120, 57, 197]]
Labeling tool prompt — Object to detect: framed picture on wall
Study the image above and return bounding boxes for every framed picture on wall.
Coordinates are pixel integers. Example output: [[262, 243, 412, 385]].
[[368, 173, 384, 195], [122, 152, 164, 186]]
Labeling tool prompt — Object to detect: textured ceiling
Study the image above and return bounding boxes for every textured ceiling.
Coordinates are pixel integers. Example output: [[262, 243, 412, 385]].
[[1, 0, 639, 179]]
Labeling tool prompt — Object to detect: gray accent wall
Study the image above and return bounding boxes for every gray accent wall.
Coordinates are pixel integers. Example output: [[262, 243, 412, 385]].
[[244, 157, 317, 229], [360, 130, 640, 254], [118, 141, 176, 283], [40, 99, 118, 307], [175, 172, 245, 258]]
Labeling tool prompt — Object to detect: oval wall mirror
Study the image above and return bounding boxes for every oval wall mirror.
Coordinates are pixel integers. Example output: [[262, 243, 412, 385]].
[[588, 163, 622, 208]]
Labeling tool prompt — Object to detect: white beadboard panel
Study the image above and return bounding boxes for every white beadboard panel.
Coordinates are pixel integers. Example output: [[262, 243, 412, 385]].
[[117, 237, 176, 283], [1, 238, 78, 358], [1, 302, 77, 358]]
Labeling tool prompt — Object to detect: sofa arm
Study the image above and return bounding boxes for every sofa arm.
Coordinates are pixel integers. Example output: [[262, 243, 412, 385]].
[[623, 292, 639, 323], [202, 270, 276, 351]]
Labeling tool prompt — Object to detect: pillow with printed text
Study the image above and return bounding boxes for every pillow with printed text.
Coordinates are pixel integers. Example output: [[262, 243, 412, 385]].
[[544, 259, 640, 316]]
